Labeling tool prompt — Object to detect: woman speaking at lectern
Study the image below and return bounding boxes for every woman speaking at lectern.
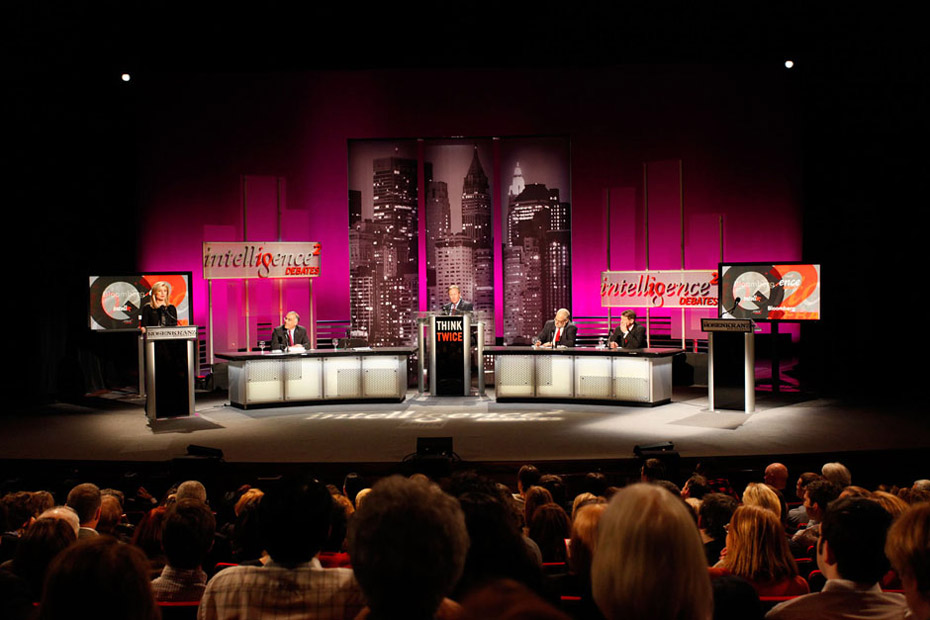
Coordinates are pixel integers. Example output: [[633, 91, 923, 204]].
[[140, 281, 178, 333]]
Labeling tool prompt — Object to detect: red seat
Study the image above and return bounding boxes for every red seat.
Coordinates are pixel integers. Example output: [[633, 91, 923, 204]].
[[158, 601, 199, 620], [759, 595, 802, 611]]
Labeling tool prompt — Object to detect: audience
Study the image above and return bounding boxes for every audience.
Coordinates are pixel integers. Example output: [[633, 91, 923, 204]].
[[151, 498, 216, 602], [528, 503, 571, 564], [38, 536, 159, 620], [710, 505, 809, 596], [445, 472, 545, 599], [786, 472, 820, 531], [199, 474, 365, 620], [764, 463, 789, 494], [0, 517, 76, 620], [65, 483, 102, 539], [767, 497, 906, 619], [699, 492, 738, 566], [822, 462, 852, 489], [0, 457, 923, 619], [592, 483, 712, 620], [742, 482, 782, 518], [567, 502, 607, 619], [791, 478, 842, 556], [349, 475, 469, 619], [885, 503, 930, 620]]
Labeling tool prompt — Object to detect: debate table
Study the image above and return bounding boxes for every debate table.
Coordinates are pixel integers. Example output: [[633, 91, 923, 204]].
[[488, 346, 681, 405], [215, 347, 415, 409]]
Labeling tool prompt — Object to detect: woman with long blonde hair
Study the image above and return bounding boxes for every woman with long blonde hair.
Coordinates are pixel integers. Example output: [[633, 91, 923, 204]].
[[710, 504, 808, 596]]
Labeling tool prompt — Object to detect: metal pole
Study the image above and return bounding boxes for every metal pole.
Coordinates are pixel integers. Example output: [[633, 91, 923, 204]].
[[679, 160, 686, 350], [208, 279, 214, 364], [643, 163, 650, 347], [477, 321, 485, 396]]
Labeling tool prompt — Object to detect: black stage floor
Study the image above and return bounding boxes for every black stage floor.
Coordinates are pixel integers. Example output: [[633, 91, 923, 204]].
[[2, 387, 927, 468]]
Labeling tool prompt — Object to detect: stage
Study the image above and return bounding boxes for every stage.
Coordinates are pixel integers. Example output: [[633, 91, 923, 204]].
[[2, 387, 927, 469]]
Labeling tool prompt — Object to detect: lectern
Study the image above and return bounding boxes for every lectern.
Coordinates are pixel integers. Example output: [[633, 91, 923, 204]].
[[144, 326, 198, 420], [702, 318, 754, 413], [430, 314, 471, 396]]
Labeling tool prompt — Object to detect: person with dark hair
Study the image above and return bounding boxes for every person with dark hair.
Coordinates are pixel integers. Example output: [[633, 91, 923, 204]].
[[640, 457, 667, 482], [0, 518, 76, 620], [682, 474, 710, 500], [65, 483, 102, 539], [199, 475, 364, 620], [523, 486, 554, 533], [885, 503, 930, 620], [348, 475, 469, 619], [38, 536, 159, 620], [767, 497, 907, 619], [700, 493, 738, 565], [151, 499, 216, 602], [790, 479, 842, 556], [712, 574, 764, 620], [581, 472, 609, 497], [787, 472, 821, 531], [343, 472, 367, 508], [444, 473, 545, 600], [608, 309, 646, 349], [528, 503, 570, 564], [1, 492, 35, 562], [538, 474, 567, 510], [514, 465, 542, 506], [131, 505, 168, 577]]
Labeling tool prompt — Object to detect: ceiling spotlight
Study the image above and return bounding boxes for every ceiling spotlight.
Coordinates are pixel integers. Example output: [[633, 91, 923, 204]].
[[784, 60, 794, 69], [121, 73, 131, 82]]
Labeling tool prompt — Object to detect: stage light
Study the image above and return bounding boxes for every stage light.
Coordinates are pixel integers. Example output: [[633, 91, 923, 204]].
[[784, 60, 794, 69], [121, 73, 131, 82]]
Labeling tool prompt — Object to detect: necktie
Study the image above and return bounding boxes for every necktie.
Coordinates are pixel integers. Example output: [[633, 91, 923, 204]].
[[555, 328, 561, 344], [288, 330, 294, 346]]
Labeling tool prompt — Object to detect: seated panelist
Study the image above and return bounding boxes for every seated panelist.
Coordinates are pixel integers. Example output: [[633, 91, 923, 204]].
[[271, 311, 312, 351], [608, 309, 646, 349], [535, 308, 577, 348]]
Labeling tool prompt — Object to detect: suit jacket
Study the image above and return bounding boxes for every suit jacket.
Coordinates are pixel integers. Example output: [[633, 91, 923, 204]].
[[271, 325, 311, 350], [536, 320, 577, 347], [608, 322, 646, 349], [442, 299, 474, 315]]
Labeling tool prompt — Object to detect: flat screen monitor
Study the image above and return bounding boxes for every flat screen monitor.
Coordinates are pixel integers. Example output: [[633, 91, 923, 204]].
[[89, 273, 193, 331], [718, 263, 820, 321]]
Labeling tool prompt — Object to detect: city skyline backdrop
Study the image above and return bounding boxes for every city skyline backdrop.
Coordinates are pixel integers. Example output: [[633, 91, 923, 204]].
[[348, 137, 571, 346]]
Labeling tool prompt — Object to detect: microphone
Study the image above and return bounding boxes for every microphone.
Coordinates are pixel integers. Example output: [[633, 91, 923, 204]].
[[723, 296, 742, 317]]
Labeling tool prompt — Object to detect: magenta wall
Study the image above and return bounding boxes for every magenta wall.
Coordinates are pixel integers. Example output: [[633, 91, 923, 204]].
[[136, 66, 800, 343]]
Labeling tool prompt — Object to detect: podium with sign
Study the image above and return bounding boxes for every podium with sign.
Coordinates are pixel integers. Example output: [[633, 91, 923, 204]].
[[428, 314, 473, 396], [143, 326, 198, 420], [701, 318, 754, 413]]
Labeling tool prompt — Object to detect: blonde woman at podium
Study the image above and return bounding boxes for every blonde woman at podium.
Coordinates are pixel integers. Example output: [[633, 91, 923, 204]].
[[140, 281, 178, 333]]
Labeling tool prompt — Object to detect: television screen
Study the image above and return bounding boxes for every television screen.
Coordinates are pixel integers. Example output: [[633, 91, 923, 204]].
[[89, 273, 192, 331], [719, 263, 820, 321]]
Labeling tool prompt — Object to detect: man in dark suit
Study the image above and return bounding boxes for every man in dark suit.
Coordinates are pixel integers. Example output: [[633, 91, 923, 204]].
[[608, 309, 646, 349], [442, 285, 473, 315], [535, 308, 577, 347], [271, 311, 311, 350]]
